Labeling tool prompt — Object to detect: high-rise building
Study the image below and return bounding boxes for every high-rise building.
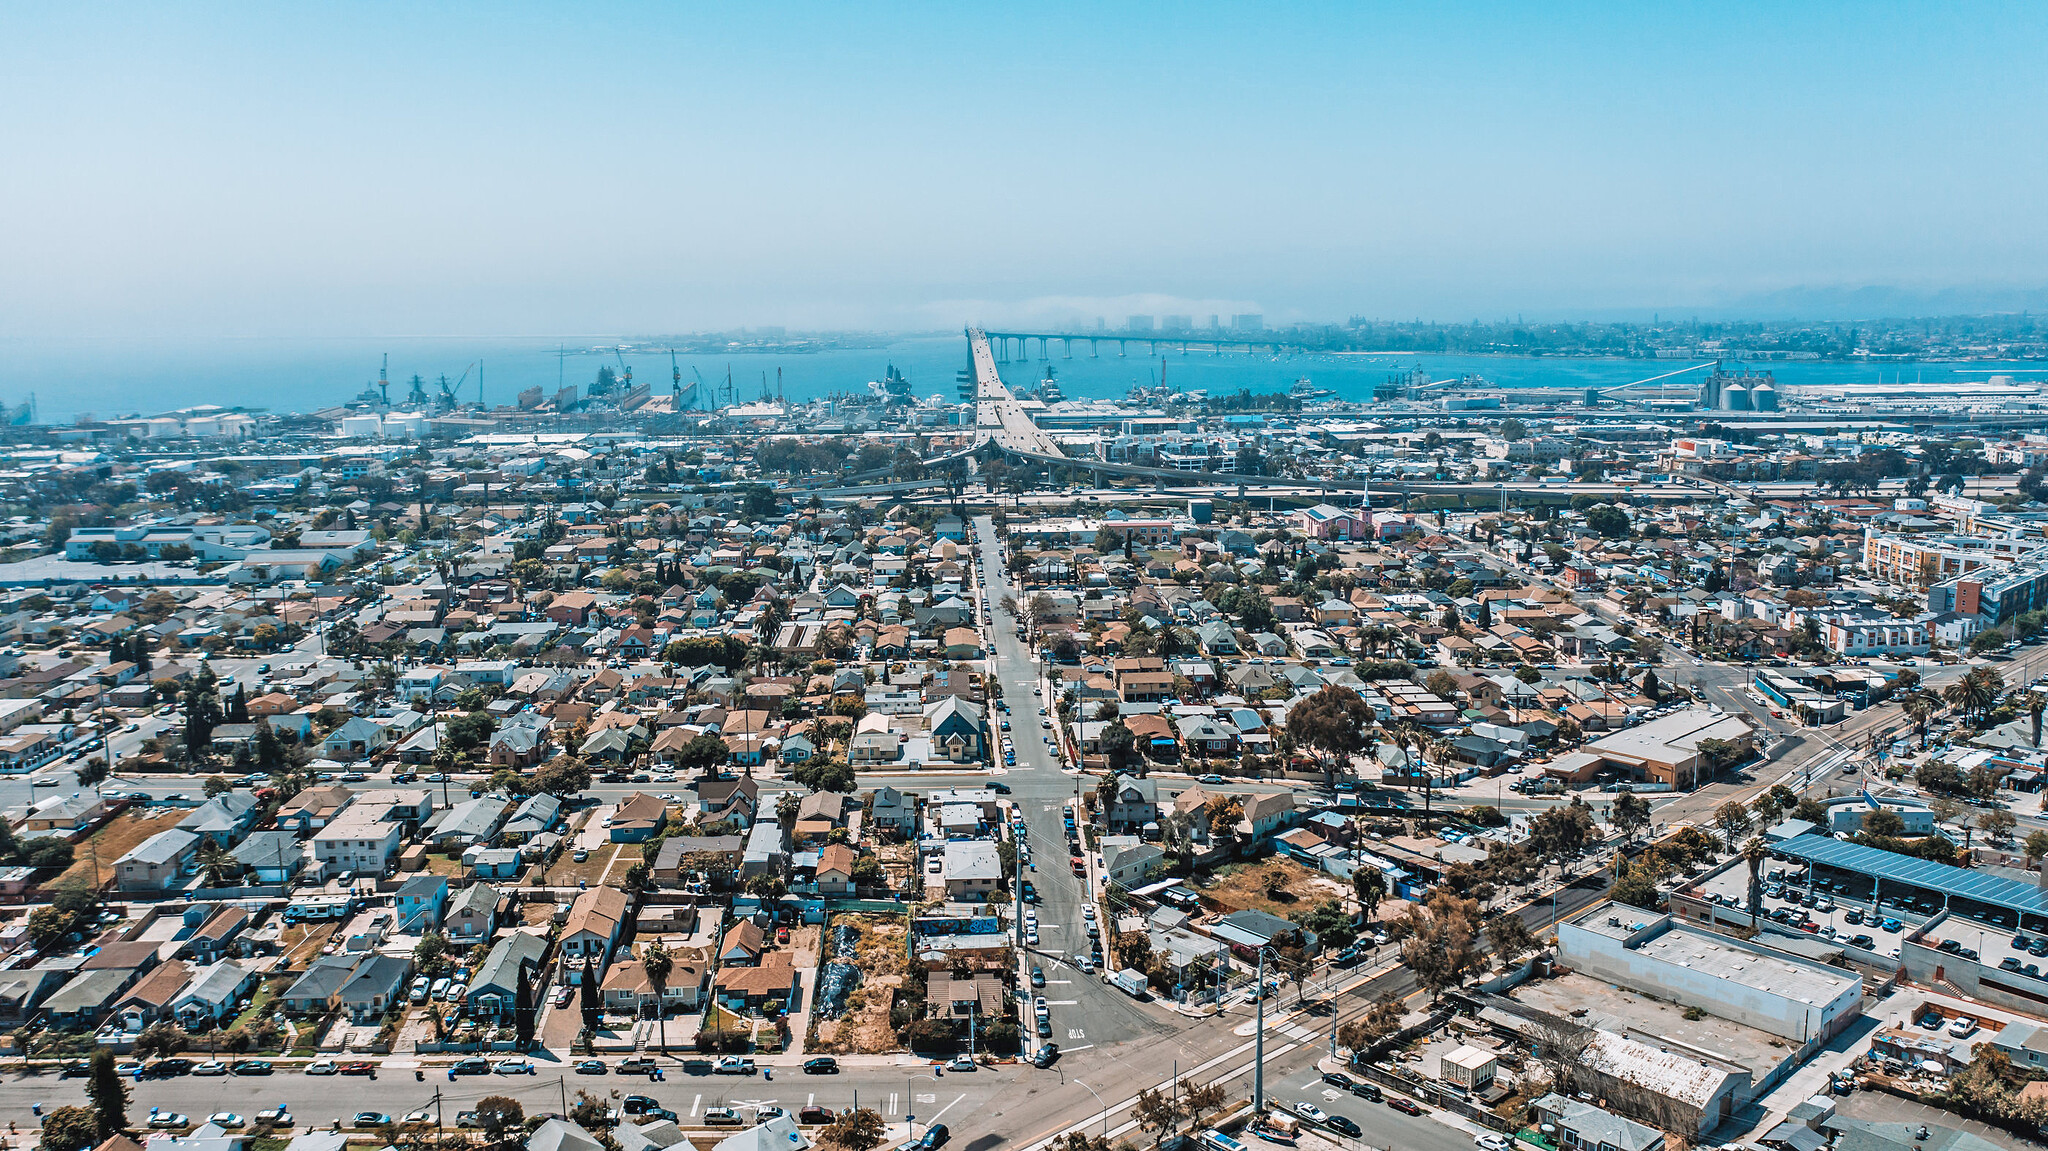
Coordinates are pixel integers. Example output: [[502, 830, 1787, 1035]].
[[1127, 315, 1155, 333]]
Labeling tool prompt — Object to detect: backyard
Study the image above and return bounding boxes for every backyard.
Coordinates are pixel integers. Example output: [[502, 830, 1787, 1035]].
[[45, 809, 188, 891]]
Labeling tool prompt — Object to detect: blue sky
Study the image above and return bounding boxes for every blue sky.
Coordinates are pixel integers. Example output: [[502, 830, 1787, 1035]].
[[3, 2, 2044, 334]]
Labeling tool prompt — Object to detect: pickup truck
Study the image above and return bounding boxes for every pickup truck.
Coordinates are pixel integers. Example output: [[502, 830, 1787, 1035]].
[[713, 1056, 757, 1075]]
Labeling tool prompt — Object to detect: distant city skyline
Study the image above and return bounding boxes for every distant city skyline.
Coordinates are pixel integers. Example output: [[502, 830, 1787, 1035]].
[[5, 3, 2047, 336]]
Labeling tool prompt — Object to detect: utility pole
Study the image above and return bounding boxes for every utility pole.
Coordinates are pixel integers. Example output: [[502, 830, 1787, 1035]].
[[1253, 948, 1267, 1114]]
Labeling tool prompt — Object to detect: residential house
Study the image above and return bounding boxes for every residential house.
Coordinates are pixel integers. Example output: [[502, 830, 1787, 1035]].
[[395, 875, 450, 933], [117, 828, 200, 891], [560, 886, 630, 967], [469, 931, 548, 1021], [335, 954, 412, 1023], [447, 883, 506, 940], [170, 960, 260, 1028], [610, 792, 669, 842]]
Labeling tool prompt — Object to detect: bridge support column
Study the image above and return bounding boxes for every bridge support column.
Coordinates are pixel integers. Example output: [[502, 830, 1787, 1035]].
[[1063, 339, 1071, 359], [1118, 340, 1126, 357], [1090, 340, 1098, 357]]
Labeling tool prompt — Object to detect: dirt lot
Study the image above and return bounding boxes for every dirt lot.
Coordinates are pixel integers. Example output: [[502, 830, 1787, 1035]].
[[1201, 858, 1351, 919], [518, 897, 560, 928], [808, 913, 908, 1055], [281, 922, 347, 966], [46, 809, 188, 891], [875, 842, 916, 893]]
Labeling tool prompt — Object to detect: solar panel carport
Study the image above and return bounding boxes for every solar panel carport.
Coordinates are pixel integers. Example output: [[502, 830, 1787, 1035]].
[[1773, 833, 2048, 930]]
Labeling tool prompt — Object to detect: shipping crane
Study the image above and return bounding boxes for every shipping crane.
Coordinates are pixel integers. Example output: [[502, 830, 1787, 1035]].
[[613, 347, 633, 391], [405, 374, 430, 407], [443, 364, 474, 409]]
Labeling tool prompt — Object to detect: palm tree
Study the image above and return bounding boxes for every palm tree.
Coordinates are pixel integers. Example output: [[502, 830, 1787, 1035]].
[[194, 840, 236, 887], [1901, 690, 1941, 750], [1743, 836, 1770, 932], [640, 940, 672, 1055], [1944, 666, 2004, 722]]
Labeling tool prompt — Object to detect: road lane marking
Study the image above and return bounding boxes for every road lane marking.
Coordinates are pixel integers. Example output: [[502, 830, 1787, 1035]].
[[690, 1096, 701, 1116], [930, 1094, 967, 1124], [888, 1093, 898, 1115]]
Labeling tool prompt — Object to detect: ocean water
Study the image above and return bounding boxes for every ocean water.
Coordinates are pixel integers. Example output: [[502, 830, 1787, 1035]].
[[0, 332, 2031, 423]]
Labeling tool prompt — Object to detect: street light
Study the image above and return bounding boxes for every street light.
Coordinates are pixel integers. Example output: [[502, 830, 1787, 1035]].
[[1072, 1078, 1110, 1142], [906, 1072, 940, 1145]]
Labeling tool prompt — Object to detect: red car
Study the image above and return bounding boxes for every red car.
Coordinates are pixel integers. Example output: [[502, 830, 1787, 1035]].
[[338, 1062, 376, 1076], [1387, 1098, 1424, 1116], [776, 927, 790, 944]]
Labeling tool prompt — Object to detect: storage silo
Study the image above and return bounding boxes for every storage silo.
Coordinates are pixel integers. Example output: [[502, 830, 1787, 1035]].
[[1751, 381, 1778, 411], [1722, 380, 1752, 411]]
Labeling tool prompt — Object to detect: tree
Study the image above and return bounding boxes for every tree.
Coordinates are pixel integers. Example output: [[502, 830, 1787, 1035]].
[[415, 931, 452, 979], [1714, 801, 1753, 839], [40, 1107, 98, 1151], [2024, 829, 2048, 865], [135, 1021, 189, 1059], [1611, 793, 1651, 842], [1640, 668, 1661, 701], [86, 1049, 129, 1139], [1352, 866, 1387, 927], [473, 1096, 526, 1144], [1584, 505, 1631, 538], [641, 940, 672, 1054], [203, 774, 233, 798], [579, 964, 602, 1033], [1132, 1087, 1184, 1145], [1632, 636, 1663, 663], [194, 839, 237, 887], [513, 965, 536, 1049], [1399, 890, 1483, 998], [1979, 808, 2018, 842], [1902, 691, 1942, 749], [1284, 685, 1374, 785], [822, 1109, 887, 1151], [1183, 1081, 1228, 1127], [1487, 914, 1539, 969], [676, 731, 733, 776], [1336, 995, 1406, 1054], [1743, 836, 1770, 931]]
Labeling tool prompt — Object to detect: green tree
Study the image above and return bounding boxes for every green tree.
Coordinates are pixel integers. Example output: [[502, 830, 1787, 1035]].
[[203, 774, 233, 798], [641, 940, 673, 1054], [1352, 866, 1387, 927], [86, 1048, 129, 1139], [1611, 792, 1651, 842], [40, 1107, 98, 1151], [473, 1096, 526, 1144]]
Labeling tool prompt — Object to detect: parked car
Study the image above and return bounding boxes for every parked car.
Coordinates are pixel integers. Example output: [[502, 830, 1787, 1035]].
[[803, 1057, 840, 1074], [304, 1059, 339, 1076], [352, 1113, 392, 1128], [575, 1059, 608, 1074], [1033, 1044, 1060, 1068], [192, 1061, 229, 1076], [256, 1108, 293, 1126], [149, 1114, 192, 1129], [493, 1057, 536, 1075], [230, 1061, 272, 1076], [208, 1114, 247, 1129], [1388, 1098, 1425, 1116], [714, 1056, 757, 1075], [1326, 1116, 1363, 1138]]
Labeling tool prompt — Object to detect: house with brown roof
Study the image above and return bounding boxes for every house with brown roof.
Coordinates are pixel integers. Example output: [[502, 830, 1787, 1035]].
[[276, 785, 354, 833], [609, 792, 669, 843], [111, 959, 191, 1032], [559, 886, 629, 965], [713, 951, 797, 1012], [718, 919, 764, 966], [816, 844, 857, 895]]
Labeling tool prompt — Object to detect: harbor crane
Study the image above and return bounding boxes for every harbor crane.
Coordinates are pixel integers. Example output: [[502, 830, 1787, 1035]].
[[613, 347, 633, 390]]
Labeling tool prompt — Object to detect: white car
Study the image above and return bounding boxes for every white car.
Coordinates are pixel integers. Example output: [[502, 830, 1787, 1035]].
[[494, 1057, 536, 1075], [207, 1114, 246, 1130], [193, 1060, 229, 1076], [1949, 1016, 1978, 1038], [1082, 904, 1096, 920], [149, 1114, 191, 1130], [304, 1059, 339, 1075], [403, 1109, 435, 1125], [1475, 1136, 1512, 1151], [1292, 1103, 1327, 1123]]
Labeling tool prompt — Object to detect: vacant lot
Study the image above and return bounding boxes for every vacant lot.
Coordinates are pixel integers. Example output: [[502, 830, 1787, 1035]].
[[46, 809, 188, 891], [1202, 858, 1350, 919], [809, 913, 908, 1055], [548, 843, 622, 886]]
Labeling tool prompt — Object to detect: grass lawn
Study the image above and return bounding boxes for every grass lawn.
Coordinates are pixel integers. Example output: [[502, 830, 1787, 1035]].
[[229, 977, 279, 1031], [548, 843, 622, 886], [47, 810, 188, 891]]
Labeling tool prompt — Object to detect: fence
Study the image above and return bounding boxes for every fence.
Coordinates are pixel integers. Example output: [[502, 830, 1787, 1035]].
[[1346, 1006, 1513, 1133]]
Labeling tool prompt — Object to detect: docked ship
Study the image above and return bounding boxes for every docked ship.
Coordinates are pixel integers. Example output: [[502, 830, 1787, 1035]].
[[1019, 366, 1065, 403], [1290, 376, 1335, 400], [867, 363, 913, 403]]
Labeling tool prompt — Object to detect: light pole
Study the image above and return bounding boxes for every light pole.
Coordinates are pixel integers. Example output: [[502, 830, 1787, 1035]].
[[1073, 1078, 1109, 1142], [906, 1072, 939, 1144]]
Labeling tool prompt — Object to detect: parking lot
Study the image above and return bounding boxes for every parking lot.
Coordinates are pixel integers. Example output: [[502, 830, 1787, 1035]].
[[1690, 864, 1925, 959]]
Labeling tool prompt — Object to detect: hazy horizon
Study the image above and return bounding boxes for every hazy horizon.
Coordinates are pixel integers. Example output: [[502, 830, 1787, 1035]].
[[6, 3, 2047, 338]]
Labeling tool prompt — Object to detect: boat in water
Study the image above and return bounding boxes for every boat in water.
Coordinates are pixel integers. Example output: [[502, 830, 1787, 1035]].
[[1020, 366, 1065, 403], [1290, 376, 1335, 400], [867, 363, 913, 403]]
